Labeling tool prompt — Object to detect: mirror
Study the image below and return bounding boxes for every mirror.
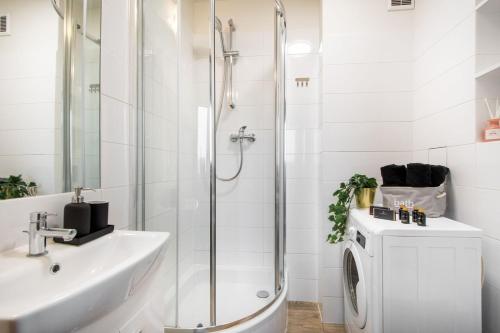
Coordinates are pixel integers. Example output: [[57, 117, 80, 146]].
[[0, 0, 101, 200]]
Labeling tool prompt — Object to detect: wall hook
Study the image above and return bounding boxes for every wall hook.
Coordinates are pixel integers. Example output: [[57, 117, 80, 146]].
[[295, 77, 310, 87]]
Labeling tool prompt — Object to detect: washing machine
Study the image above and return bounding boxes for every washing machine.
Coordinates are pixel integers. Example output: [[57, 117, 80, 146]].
[[343, 209, 482, 333]]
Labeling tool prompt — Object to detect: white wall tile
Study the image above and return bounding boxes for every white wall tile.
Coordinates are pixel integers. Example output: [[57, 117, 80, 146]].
[[101, 0, 130, 103], [319, 268, 343, 298], [428, 147, 447, 166], [286, 179, 318, 204], [322, 151, 412, 182], [286, 78, 320, 105], [323, 0, 414, 36], [446, 185, 478, 226], [0, 129, 56, 156], [483, 236, 500, 291], [287, 228, 318, 254], [288, 278, 319, 302], [414, 16, 474, 88], [413, 0, 474, 57], [287, 54, 320, 78], [324, 62, 413, 94], [324, 92, 413, 123], [101, 96, 131, 145], [101, 186, 135, 230], [321, 242, 343, 269], [412, 150, 429, 163], [286, 104, 320, 130], [321, 296, 344, 324], [323, 31, 414, 65], [286, 154, 319, 180], [0, 103, 57, 130], [474, 189, 500, 240], [477, 141, 500, 190], [482, 282, 500, 333], [414, 58, 475, 120], [288, 253, 319, 280], [447, 144, 476, 187], [286, 203, 318, 230], [323, 122, 412, 152], [286, 129, 321, 154], [101, 142, 131, 188]]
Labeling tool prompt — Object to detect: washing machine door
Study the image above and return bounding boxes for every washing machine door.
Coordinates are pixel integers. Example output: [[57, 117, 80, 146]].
[[343, 240, 367, 329]]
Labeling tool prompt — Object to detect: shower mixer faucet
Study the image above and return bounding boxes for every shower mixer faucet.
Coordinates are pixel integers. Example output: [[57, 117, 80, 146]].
[[230, 126, 256, 143]]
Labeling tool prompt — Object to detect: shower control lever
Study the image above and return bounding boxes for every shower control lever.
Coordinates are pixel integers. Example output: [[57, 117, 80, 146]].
[[230, 126, 256, 143]]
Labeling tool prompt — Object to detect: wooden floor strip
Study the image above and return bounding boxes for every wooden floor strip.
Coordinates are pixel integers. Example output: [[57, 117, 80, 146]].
[[287, 301, 345, 333]]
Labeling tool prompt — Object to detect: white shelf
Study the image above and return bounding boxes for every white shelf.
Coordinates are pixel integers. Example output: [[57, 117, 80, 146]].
[[476, 61, 500, 80], [476, 0, 500, 12]]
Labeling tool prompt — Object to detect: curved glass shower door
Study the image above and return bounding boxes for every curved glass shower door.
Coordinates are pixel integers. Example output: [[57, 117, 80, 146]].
[[213, 0, 285, 326], [137, 0, 286, 329]]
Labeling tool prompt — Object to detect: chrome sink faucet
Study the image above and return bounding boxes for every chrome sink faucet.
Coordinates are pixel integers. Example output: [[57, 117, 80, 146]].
[[24, 211, 77, 257]]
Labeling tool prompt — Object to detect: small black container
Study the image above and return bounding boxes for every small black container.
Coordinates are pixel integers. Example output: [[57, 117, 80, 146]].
[[64, 202, 91, 236], [417, 211, 427, 227], [398, 205, 405, 219], [89, 201, 109, 232], [412, 208, 420, 224], [64, 187, 91, 236], [400, 209, 410, 224]]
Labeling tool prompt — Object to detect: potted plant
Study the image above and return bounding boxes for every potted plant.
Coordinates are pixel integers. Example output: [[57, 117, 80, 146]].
[[0, 175, 37, 200], [327, 174, 377, 244]]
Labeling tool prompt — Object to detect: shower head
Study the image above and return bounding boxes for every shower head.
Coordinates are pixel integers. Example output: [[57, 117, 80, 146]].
[[228, 19, 236, 32], [215, 16, 227, 53], [215, 17, 223, 32]]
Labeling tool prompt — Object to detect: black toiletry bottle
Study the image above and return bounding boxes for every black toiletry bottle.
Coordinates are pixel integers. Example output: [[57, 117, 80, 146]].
[[417, 210, 427, 227], [412, 208, 420, 224], [64, 187, 91, 236], [400, 208, 410, 224], [398, 204, 405, 219]]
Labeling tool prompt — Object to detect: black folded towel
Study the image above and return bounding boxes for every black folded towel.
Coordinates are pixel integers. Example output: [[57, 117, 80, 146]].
[[381, 164, 407, 186], [406, 163, 432, 187], [430, 165, 449, 186]]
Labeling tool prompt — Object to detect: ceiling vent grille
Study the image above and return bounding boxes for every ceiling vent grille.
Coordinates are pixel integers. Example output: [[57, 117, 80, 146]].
[[0, 14, 10, 36], [388, 0, 415, 11]]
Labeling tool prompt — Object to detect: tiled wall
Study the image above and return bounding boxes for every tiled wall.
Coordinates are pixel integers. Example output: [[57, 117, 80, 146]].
[[320, 0, 500, 329], [0, 0, 136, 252], [320, 0, 414, 323], [210, 0, 276, 272], [0, 0, 62, 195], [284, 0, 321, 302], [412, 1, 500, 332]]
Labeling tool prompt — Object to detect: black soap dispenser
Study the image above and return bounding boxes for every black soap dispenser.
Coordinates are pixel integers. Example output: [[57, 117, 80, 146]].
[[64, 187, 91, 236]]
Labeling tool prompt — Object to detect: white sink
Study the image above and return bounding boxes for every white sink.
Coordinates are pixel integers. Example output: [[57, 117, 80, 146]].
[[0, 230, 170, 333]]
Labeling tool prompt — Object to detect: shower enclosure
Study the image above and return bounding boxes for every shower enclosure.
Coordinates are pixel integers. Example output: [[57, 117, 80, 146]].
[[137, 0, 286, 330]]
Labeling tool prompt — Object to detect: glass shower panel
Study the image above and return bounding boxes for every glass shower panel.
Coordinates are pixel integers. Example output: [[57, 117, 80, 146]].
[[142, 0, 179, 326], [140, 0, 286, 329], [214, 0, 277, 325], [177, 0, 211, 328], [141, 0, 212, 328]]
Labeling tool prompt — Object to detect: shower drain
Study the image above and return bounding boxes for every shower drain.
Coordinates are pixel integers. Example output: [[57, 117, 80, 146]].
[[256, 290, 270, 298]]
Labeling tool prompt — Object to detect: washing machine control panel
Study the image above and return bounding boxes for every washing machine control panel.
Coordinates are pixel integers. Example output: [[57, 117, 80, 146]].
[[356, 231, 366, 249], [348, 218, 373, 256]]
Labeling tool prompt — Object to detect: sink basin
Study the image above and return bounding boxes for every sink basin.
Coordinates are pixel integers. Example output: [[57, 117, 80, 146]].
[[0, 230, 169, 333]]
